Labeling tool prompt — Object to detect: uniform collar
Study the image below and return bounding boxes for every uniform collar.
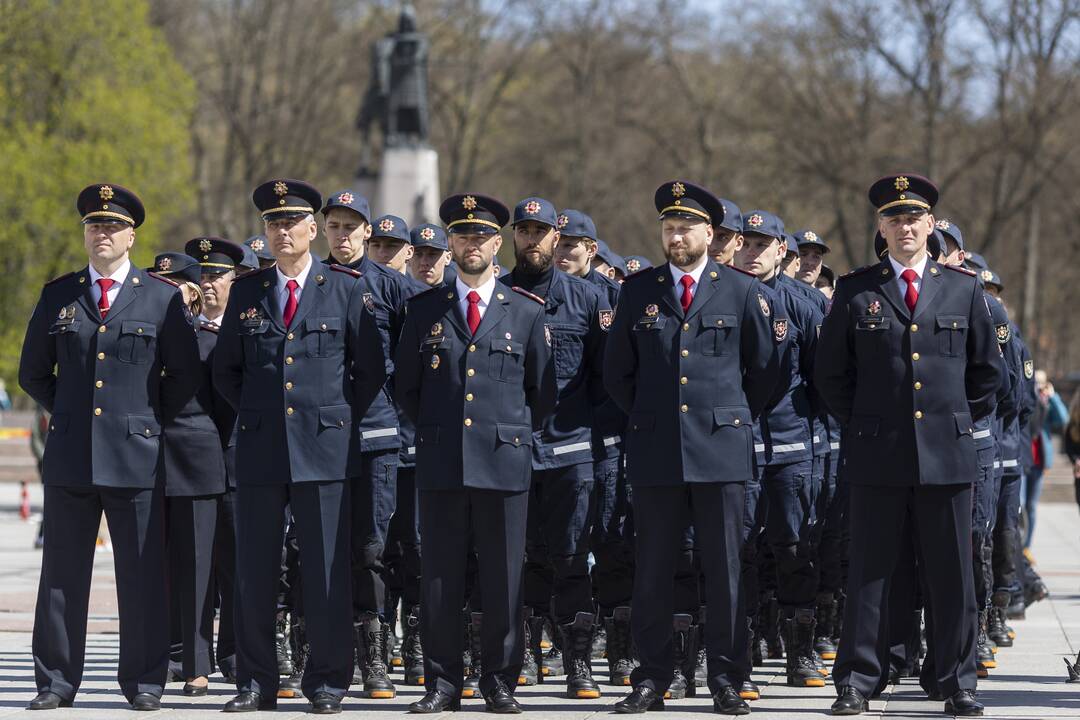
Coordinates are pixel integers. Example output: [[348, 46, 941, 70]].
[[276, 253, 313, 289], [456, 273, 497, 306], [668, 255, 707, 287], [88, 258, 131, 286], [888, 253, 928, 280]]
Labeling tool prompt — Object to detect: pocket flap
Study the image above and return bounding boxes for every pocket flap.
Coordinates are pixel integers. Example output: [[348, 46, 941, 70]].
[[49, 413, 69, 433], [120, 321, 157, 338], [954, 412, 974, 436], [495, 424, 531, 447], [856, 317, 891, 330], [633, 317, 666, 331], [417, 425, 439, 446], [629, 412, 654, 431], [491, 339, 523, 355], [702, 314, 738, 329], [242, 321, 270, 334], [318, 404, 350, 429], [127, 414, 161, 437], [850, 415, 880, 438], [936, 315, 968, 330], [49, 321, 81, 334], [306, 317, 342, 332], [713, 406, 751, 428], [238, 410, 262, 431]]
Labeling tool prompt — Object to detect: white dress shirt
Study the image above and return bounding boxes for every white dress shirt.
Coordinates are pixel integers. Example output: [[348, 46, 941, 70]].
[[669, 256, 707, 300], [888, 253, 928, 298], [276, 254, 313, 312], [88, 259, 131, 309], [198, 312, 225, 327], [456, 273, 497, 322]]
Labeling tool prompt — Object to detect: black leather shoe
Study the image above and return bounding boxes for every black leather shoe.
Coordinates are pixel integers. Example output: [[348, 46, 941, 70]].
[[613, 686, 665, 713], [310, 691, 341, 714], [182, 681, 208, 697], [28, 691, 72, 710], [409, 689, 461, 713], [944, 690, 984, 716], [131, 693, 161, 711], [713, 686, 750, 715], [224, 691, 277, 712], [831, 686, 868, 715], [484, 683, 523, 713]]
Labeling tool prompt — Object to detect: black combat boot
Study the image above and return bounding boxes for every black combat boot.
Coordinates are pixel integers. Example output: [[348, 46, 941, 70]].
[[519, 609, 542, 686], [542, 616, 564, 678], [784, 608, 825, 688], [386, 590, 402, 668], [987, 592, 1013, 647], [278, 613, 307, 698], [358, 616, 396, 698], [275, 610, 294, 677], [402, 606, 425, 686], [560, 612, 602, 699], [763, 592, 784, 660], [605, 607, 636, 687], [593, 618, 607, 660], [814, 593, 838, 661], [464, 612, 482, 698], [666, 613, 697, 699], [694, 607, 707, 688], [976, 609, 996, 678]]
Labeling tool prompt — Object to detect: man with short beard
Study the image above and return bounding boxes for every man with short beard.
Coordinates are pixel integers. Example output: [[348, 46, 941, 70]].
[[500, 197, 612, 698], [794, 231, 829, 287], [604, 181, 779, 715]]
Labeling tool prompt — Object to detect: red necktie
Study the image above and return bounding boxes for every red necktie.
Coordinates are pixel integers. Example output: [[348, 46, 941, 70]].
[[96, 278, 115, 318], [283, 279, 299, 328], [901, 268, 919, 313], [466, 291, 481, 335], [679, 275, 695, 314]]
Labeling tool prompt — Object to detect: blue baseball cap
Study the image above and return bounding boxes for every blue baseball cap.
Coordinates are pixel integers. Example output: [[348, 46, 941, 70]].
[[513, 197, 559, 228], [410, 223, 448, 250], [371, 214, 410, 243], [742, 210, 785, 240], [556, 209, 597, 240], [321, 189, 372, 225]]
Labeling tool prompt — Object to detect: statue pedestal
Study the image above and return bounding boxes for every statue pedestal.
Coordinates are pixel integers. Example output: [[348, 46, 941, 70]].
[[370, 144, 440, 227]]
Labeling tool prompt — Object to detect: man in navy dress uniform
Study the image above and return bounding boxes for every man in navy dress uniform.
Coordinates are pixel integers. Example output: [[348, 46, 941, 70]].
[[604, 181, 779, 715], [213, 179, 387, 714], [817, 174, 1001, 717], [19, 183, 201, 711], [394, 192, 557, 714]]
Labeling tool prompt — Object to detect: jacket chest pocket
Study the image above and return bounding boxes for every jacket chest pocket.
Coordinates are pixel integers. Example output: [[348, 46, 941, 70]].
[[241, 321, 273, 366], [699, 314, 737, 356], [117, 321, 156, 364], [854, 316, 891, 356], [936, 315, 968, 357], [489, 338, 524, 383], [421, 335, 451, 377], [631, 316, 667, 356], [49, 320, 82, 363], [549, 324, 586, 379], [304, 316, 341, 358]]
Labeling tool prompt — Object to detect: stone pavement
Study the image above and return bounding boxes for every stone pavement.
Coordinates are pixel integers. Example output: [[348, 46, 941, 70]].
[[0, 482, 1077, 718]]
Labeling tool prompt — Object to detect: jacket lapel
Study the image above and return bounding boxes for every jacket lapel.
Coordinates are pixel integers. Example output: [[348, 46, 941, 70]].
[[76, 267, 102, 323], [684, 262, 720, 321], [876, 260, 911, 321], [260, 275, 285, 332], [655, 265, 683, 318], [911, 260, 943, 322], [286, 256, 327, 331], [102, 266, 143, 324], [471, 288, 510, 344]]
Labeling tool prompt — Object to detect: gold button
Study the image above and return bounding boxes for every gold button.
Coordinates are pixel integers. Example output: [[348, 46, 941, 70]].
[[680, 377, 688, 385], [94, 408, 102, 416], [241, 425, 246, 431], [733, 419, 741, 426], [915, 411, 923, 419], [287, 407, 294, 415], [287, 332, 294, 340], [682, 323, 690, 331], [506, 345, 512, 351], [681, 349, 689, 357], [911, 324, 918, 332], [912, 352, 920, 361], [97, 352, 105, 360], [680, 404, 688, 413], [98, 325, 106, 333], [467, 368, 475, 377], [285, 382, 293, 390], [136, 327, 143, 334], [286, 356, 294, 365], [514, 437, 520, 445], [464, 418, 472, 427], [95, 380, 103, 388], [914, 381, 923, 390], [469, 344, 476, 352], [320, 324, 327, 331], [144, 428, 151, 436], [952, 322, 958, 328], [466, 393, 474, 401]]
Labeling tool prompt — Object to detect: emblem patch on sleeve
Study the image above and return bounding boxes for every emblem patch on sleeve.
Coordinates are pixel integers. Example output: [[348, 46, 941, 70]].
[[773, 319, 788, 343], [1024, 360, 1033, 379], [757, 292, 771, 317], [599, 310, 613, 330]]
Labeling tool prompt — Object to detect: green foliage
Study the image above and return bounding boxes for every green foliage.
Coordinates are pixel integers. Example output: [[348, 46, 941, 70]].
[[0, 0, 195, 393]]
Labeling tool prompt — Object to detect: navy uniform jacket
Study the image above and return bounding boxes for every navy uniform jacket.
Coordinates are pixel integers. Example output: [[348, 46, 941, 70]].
[[162, 323, 230, 496], [981, 295, 1015, 465], [323, 254, 408, 454], [499, 270, 610, 470], [19, 265, 201, 488], [815, 259, 1001, 487], [394, 284, 558, 492], [396, 271, 433, 467], [212, 256, 387, 485], [996, 325, 1033, 469], [582, 269, 625, 461], [755, 276, 822, 466], [603, 260, 780, 486], [781, 274, 829, 460]]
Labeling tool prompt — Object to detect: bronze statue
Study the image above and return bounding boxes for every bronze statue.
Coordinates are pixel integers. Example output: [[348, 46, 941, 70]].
[[359, 4, 430, 149]]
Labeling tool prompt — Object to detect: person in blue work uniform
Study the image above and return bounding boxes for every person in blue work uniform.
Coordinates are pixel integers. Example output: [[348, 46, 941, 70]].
[[19, 183, 202, 711], [735, 211, 825, 691], [213, 178, 388, 714], [604, 181, 780, 716], [817, 174, 1001, 717], [320, 190, 411, 698], [593, 239, 626, 282], [501, 197, 612, 699], [394, 192, 557, 713], [555, 208, 637, 687], [409, 223, 455, 288]]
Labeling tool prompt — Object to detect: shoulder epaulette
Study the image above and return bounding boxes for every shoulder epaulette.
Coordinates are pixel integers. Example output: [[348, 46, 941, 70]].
[[511, 286, 545, 305], [944, 264, 976, 276], [330, 263, 362, 278], [147, 271, 180, 287], [44, 271, 76, 286], [840, 265, 874, 279], [199, 321, 219, 333]]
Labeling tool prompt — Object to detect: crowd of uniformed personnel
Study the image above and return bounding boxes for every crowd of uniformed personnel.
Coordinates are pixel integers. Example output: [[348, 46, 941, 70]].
[[17, 172, 1049, 716]]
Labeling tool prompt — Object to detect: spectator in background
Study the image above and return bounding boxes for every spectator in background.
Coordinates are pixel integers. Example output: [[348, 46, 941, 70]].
[[1023, 371, 1068, 547], [1065, 389, 1080, 515]]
